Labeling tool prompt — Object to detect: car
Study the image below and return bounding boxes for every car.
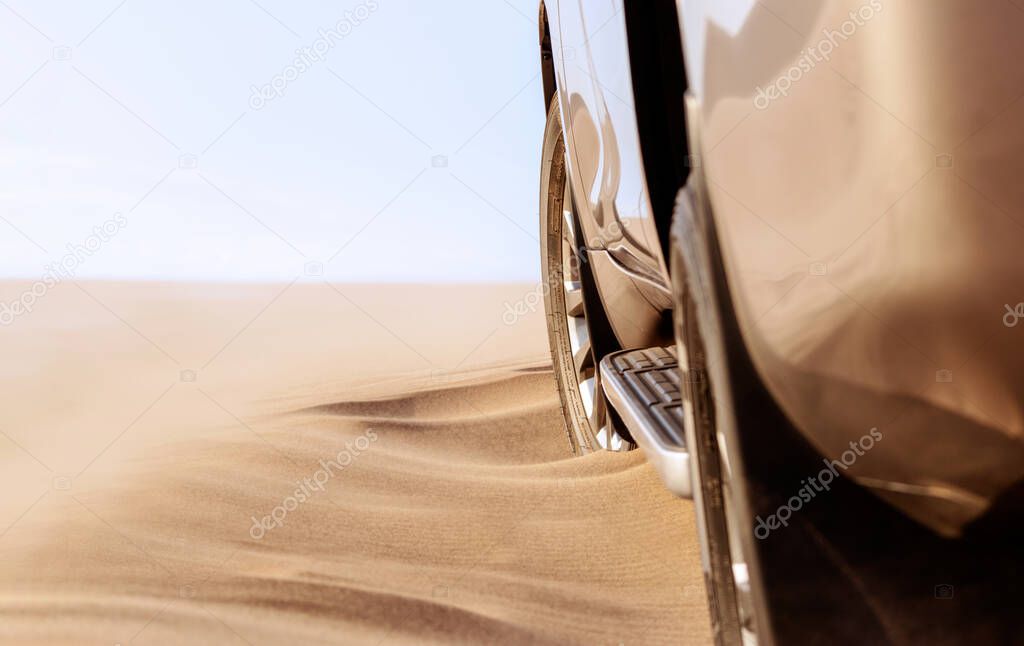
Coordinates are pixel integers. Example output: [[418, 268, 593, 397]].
[[537, 1, 1024, 644]]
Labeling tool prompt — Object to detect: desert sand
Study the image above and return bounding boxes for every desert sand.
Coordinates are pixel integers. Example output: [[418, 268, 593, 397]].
[[0, 281, 710, 645]]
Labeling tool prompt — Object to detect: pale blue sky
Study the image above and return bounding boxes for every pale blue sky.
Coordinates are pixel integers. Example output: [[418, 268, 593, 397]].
[[0, 0, 545, 282]]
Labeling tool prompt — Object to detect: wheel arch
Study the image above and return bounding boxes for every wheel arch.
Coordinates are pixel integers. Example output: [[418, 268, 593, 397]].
[[622, 0, 692, 265]]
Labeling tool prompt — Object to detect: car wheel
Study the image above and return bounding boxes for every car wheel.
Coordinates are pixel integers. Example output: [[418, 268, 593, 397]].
[[540, 99, 631, 455], [674, 178, 769, 645]]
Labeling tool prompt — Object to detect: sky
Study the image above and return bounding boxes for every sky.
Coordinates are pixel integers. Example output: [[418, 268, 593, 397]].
[[0, 0, 546, 282]]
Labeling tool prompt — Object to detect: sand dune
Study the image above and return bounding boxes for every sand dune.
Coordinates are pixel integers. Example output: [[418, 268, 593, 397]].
[[0, 282, 710, 645]]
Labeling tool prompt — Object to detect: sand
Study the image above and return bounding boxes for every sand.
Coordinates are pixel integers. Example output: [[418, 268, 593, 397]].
[[0, 281, 711, 645]]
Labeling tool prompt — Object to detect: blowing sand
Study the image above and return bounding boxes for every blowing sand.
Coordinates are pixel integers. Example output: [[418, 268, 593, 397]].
[[0, 281, 710, 645]]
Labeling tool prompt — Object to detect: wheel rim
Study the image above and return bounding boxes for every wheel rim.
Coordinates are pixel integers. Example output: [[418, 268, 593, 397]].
[[557, 175, 628, 452]]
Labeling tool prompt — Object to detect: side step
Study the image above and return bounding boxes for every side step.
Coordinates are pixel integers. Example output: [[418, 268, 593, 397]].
[[600, 347, 692, 498]]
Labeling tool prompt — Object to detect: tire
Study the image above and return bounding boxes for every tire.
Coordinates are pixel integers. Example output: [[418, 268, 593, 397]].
[[676, 279, 746, 645], [540, 99, 630, 455], [674, 179, 769, 646]]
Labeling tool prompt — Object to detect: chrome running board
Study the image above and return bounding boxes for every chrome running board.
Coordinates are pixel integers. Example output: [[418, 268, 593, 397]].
[[600, 347, 692, 498]]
